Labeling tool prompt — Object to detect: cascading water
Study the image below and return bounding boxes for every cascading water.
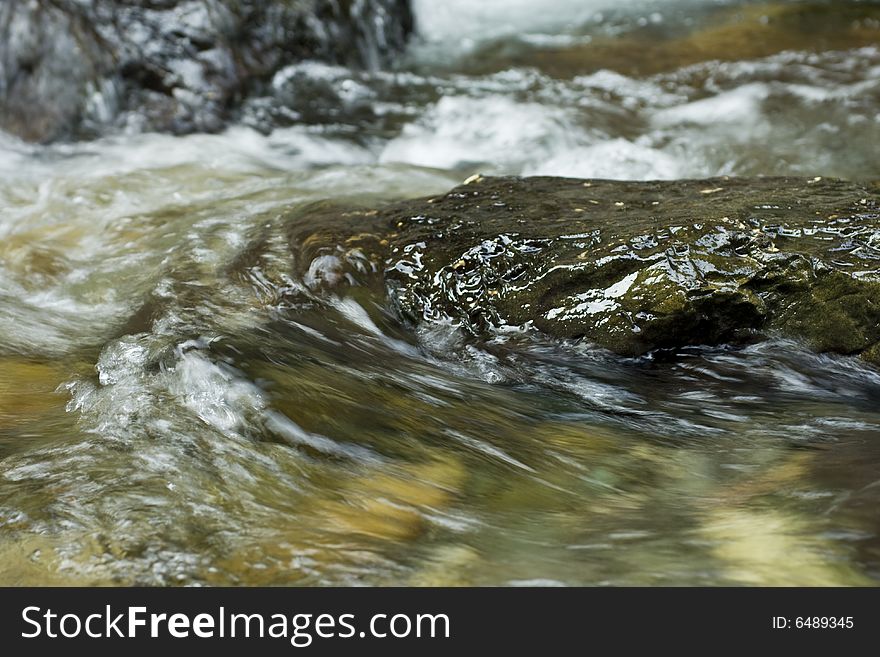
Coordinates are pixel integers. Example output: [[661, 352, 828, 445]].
[[1, 0, 880, 585]]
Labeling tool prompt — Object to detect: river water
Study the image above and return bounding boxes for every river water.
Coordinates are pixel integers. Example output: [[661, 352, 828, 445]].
[[2, 0, 880, 585]]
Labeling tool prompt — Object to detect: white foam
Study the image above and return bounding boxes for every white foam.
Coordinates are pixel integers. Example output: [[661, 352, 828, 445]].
[[169, 351, 266, 434], [380, 95, 578, 171], [652, 83, 770, 126], [0, 125, 373, 185], [411, 0, 677, 50], [574, 70, 686, 108], [527, 138, 685, 180]]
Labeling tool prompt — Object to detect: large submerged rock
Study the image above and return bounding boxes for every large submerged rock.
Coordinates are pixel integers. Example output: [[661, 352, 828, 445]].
[[379, 176, 880, 363], [0, 0, 413, 142]]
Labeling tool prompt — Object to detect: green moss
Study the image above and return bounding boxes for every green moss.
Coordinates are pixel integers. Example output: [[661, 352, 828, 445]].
[[862, 342, 880, 365], [380, 175, 880, 361]]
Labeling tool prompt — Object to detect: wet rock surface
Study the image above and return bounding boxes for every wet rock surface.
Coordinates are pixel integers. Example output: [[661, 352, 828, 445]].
[[381, 176, 880, 361], [0, 0, 413, 142]]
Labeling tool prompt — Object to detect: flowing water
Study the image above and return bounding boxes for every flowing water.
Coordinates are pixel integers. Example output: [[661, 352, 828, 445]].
[[2, 0, 880, 585]]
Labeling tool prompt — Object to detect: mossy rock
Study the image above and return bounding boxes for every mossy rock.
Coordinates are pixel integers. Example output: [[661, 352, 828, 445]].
[[379, 175, 880, 360]]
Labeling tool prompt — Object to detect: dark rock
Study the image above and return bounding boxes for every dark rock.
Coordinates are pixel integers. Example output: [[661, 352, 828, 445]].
[[0, 0, 413, 142], [380, 176, 880, 363]]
